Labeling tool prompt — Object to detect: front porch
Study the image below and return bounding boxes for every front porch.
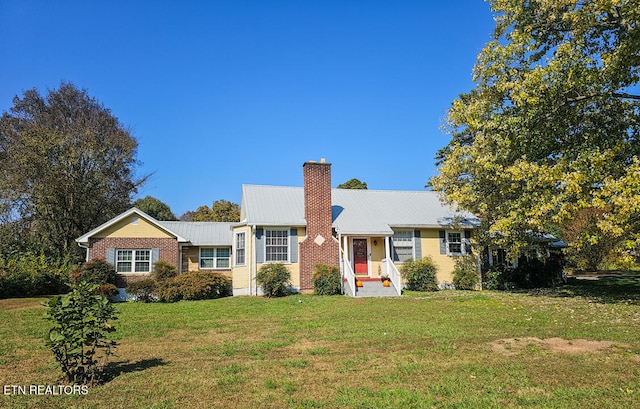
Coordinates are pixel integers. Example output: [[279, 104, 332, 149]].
[[338, 234, 402, 297]]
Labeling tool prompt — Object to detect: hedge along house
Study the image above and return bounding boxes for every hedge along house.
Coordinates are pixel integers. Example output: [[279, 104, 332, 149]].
[[76, 159, 480, 297], [75, 208, 234, 292], [230, 159, 480, 296]]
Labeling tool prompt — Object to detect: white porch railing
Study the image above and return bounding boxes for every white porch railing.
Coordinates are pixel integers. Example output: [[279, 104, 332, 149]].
[[340, 249, 356, 297], [381, 258, 402, 296]]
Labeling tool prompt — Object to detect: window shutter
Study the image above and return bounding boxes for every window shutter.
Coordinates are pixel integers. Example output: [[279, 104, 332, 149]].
[[390, 237, 399, 262], [256, 228, 264, 263], [439, 230, 446, 254], [289, 228, 298, 263], [464, 231, 472, 254], [151, 248, 160, 269], [106, 248, 116, 266], [414, 230, 422, 259]]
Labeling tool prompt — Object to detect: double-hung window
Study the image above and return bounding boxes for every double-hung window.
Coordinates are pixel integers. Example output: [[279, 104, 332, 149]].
[[235, 232, 246, 266], [392, 230, 414, 263], [200, 248, 230, 269], [116, 249, 151, 273], [265, 229, 289, 262], [446, 231, 470, 255]]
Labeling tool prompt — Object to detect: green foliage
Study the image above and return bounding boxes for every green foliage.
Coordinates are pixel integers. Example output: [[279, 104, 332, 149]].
[[562, 208, 619, 271], [400, 257, 439, 292], [95, 284, 120, 298], [0, 252, 72, 298], [133, 196, 177, 220], [71, 259, 117, 286], [484, 253, 565, 290], [0, 82, 147, 260], [44, 281, 118, 385], [256, 263, 292, 297], [336, 178, 368, 189], [452, 255, 479, 290], [155, 271, 231, 302], [430, 0, 640, 257], [153, 260, 178, 282], [181, 199, 240, 222], [125, 279, 157, 302], [312, 264, 342, 295], [483, 264, 517, 291]]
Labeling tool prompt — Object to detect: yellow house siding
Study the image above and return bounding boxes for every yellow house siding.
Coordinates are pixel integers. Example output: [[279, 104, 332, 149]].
[[95, 215, 173, 239], [231, 226, 252, 292], [420, 229, 457, 284], [182, 246, 200, 272]]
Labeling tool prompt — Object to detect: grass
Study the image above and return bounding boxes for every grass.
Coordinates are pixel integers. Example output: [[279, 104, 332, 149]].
[[0, 279, 639, 408]]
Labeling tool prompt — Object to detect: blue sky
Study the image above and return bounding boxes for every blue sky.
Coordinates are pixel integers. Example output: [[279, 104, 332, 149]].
[[0, 1, 495, 217]]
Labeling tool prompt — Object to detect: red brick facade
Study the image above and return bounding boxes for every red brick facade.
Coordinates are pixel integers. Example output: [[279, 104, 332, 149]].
[[299, 160, 340, 290], [88, 237, 180, 287]]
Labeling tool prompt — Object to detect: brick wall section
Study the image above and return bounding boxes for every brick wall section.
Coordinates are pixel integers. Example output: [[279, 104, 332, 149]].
[[88, 237, 180, 287], [299, 160, 340, 290]]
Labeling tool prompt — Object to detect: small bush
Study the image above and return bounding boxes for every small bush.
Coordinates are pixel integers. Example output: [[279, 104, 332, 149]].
[[155, 271, 230, 302], [71, 259, 117, 286], [452, 255, 479, 290], [483, 264, 517, 290], [94, 284, 120, 298], [400, 257, 439, 292], [256, 263, 291, 297], [0, 252, 72, 298], [126, 279, 157, 302], [44, 282, 118, 385], [312, 264, 341, 295], [153, 261, 177, 281]]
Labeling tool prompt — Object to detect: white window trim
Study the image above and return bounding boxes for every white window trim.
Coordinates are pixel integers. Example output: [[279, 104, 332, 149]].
[[116, 249, 151, 274], [234, 232, 246, 267], [446, 231, 468, 256], [199, 247, 231, 270], [392, 230, 415, 263], [264, 228, 290, 263]]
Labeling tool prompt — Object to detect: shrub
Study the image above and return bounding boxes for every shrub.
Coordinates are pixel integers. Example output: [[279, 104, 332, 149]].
[[400, 257, 439, 292], [452, 255, 479, 290], [483, 264, 517, 290], [155, 271, 230, 302], [95, 284, 120, 298], [0, 252, 72, 298], [153, 261, 177, 281], [256, 263, 291, 297], [71, 259, 117, 286], [312, 264, 341, 295], [44, 282, 118, 385], [126, 279, 157, 302]]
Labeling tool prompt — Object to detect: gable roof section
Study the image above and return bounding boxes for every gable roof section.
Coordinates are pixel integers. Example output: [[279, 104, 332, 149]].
[[240, 184, 480, 235], [76, 208, 234, 246], [76, 208, 188, 245]]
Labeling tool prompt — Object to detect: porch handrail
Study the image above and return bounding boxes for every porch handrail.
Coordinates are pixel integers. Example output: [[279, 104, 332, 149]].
[[340, 248, 356, 297], [381, 258, 402, 296]]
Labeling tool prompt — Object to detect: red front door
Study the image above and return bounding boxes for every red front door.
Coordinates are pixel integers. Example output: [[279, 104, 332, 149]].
[[353, 239, 368, 275]]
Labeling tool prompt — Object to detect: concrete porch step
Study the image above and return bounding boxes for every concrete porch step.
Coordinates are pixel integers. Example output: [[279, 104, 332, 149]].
[[354, 279, 399, 297]]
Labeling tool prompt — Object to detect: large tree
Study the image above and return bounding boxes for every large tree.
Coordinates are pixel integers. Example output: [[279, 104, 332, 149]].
[[337, 178, 368, 189], [0, 82, 146, 258], [180, 199, 240, 222], [431, 0, 640, 256], [133, 196, 176, 221]]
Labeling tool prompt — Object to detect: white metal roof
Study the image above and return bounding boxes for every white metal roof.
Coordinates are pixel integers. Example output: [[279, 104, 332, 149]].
[[159, 221, 233, 246], [241, 185, 480, 235]]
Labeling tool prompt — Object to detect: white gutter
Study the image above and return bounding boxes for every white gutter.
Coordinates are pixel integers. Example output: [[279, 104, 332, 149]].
[[251, 224, 256, 296]]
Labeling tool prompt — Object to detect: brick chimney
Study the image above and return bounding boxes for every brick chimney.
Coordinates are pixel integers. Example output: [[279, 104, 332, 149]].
[[299, 158, 340, 291]]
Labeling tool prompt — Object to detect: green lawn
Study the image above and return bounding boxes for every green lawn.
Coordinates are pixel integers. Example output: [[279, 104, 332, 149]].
[[1, 279, 639, 408]]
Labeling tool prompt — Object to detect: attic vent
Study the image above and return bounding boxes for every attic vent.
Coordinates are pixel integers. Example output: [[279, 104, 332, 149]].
[[132, 216, 139, 225]]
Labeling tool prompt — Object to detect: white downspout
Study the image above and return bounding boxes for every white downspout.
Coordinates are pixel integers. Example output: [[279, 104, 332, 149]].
[[251, 225, 256, 296]]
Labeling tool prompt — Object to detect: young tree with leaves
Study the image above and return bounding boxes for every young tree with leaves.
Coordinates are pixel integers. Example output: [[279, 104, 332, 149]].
[[133, 196, 176, 220], [431, 0, 640, 257], [0, 82, 147, 259], [181, 199, 240, 222]]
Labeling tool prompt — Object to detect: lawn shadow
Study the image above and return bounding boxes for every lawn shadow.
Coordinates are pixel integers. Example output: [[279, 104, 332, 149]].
[[103, 358, 168, 382], [526, 277, 640, 305]]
